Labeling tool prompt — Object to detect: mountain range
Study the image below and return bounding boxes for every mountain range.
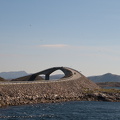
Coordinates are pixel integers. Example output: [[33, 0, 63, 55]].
[[0, 71, 28, 79], [88, 73, 120, 83]]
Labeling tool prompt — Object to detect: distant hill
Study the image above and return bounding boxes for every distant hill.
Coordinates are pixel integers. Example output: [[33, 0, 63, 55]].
[[88, 73, 120, 83], [0, 71, 28, 79], [49, 74, 64, 80]]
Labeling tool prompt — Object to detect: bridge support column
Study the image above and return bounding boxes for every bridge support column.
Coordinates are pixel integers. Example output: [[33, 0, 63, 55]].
[[45, 74, 50, 80]]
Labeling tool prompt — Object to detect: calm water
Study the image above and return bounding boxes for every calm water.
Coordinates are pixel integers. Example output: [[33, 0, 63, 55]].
[[0, 101, 120, 120]]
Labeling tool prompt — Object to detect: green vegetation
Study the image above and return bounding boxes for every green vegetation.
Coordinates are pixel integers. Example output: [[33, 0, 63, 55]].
[[83, 87, 120, 94], [97, 82, 120, 87]]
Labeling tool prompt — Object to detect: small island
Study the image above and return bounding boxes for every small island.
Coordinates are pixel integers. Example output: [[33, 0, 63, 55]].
[[0, 67, 120, 108]]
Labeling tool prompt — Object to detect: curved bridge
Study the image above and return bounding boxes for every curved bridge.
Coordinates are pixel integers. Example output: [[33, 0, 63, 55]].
[[0, 67, 100, 107], [12, 67, 81, 81]]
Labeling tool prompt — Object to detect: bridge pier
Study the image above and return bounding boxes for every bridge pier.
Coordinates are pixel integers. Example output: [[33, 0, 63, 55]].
[[45, 74, 50, 80]]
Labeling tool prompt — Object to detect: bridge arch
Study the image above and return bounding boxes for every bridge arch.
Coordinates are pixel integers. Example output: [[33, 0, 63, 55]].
[[49, 70, 64, 80], [28, 67, 73, 81], [12, 67, 73, 81]]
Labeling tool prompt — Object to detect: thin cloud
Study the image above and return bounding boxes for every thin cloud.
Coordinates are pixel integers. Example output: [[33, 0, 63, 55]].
[[0, 54, 24, 57], [38, 44, 70, 48]]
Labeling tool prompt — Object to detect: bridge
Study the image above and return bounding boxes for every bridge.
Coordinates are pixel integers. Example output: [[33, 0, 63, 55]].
[[0, 67, 100, 107], [11, 67, 80, 81], [0, 67, 100, 91]]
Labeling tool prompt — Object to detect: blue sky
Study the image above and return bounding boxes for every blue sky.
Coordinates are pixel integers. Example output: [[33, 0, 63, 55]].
[[1, 0, 120, 76]]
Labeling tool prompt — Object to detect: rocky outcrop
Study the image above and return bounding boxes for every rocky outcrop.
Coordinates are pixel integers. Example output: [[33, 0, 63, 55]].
[[83, 90, 120, 102]]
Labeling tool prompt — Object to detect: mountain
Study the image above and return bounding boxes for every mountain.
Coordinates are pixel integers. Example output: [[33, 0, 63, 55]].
[[88, 73, 120, 83], [49, 74, 64, 80], [0, 71, 28, 80]]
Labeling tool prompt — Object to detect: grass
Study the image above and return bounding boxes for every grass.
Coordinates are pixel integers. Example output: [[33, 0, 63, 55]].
[[83, 87, 120, 94]]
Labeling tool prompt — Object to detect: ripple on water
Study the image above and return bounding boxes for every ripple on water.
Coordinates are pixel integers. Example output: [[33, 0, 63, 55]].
[[1, 101, 120, 120]]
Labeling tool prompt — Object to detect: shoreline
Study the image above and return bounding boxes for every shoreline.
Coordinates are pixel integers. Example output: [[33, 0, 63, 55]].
[[1, 88, 120, 108], [1, 66, 115, 108], [0, 71, 100, 107]]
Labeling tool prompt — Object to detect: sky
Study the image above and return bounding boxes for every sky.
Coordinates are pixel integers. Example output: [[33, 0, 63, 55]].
[[1, 0, 120, 76]]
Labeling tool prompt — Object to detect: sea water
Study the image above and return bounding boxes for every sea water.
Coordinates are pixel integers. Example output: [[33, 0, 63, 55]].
[[0, 101, 120, 120]]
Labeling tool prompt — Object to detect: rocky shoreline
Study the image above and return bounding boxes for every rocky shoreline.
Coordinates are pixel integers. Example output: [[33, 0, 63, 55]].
[[0, 85, 120, 107], [0, 72, 100, 107], [83, 90, 120, 102], [1, 92, 120, 108], [1, 73, 119, 107], [97, 82, 120, 88]]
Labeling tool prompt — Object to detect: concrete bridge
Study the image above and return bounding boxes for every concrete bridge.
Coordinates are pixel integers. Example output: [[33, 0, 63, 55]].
[[0, 67, 100, 107], [1, 67, 100, 91], [12, 67, 79, 81]]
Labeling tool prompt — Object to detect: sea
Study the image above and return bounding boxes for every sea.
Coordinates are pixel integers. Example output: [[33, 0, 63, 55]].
[[0, 101, 120, 120]]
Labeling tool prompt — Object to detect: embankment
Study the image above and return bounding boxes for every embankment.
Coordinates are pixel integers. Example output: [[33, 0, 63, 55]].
[[1, 67, 120, 108], [0, 73, 100, 107], [0, 79, 120, 107]]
